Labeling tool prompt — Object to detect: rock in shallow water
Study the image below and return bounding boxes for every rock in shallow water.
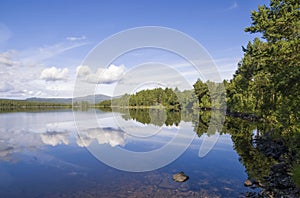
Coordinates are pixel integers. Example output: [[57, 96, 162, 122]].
[[244, 179, 253, 187], [173, 172, 189, 182]]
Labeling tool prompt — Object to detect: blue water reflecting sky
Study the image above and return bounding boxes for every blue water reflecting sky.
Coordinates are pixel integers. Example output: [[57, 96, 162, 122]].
[[0, 110, 256, 197]]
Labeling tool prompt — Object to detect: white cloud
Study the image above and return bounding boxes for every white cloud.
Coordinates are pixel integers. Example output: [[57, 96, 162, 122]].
[[0, 128, 44, 162], [77, 127, 126, 147], [76, 65, 92, 77], [40, 66, 69, 81], [66, 35, 86, 41], [76, 136, 93, 147], [76, 64, 125, 84], [228, 2, 238, 10], [0, 38, 88, 98], [0, 82, 13, 92], [40, 132, 69, 146], [0, 51, 19, 67]]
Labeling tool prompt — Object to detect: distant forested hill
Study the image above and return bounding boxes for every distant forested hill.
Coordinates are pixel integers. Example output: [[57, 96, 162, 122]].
[[26, 94, 111, 104]]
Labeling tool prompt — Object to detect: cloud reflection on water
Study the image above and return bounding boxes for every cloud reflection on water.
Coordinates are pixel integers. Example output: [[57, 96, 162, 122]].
[[0, 111, 230, 163]]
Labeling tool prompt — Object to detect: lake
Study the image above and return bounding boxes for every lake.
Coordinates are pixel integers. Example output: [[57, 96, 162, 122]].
[[0, 109, 266, 197]]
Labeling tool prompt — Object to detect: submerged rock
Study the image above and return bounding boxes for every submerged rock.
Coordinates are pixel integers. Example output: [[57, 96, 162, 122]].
[[244, 179, 253, 187], [173, 172, 189, 182]]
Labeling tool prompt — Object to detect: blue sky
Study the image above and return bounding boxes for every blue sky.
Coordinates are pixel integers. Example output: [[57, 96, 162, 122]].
[[0, 0, 268, 98]]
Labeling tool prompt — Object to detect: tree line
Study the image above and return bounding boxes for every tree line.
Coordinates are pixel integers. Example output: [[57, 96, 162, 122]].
[[0, 99, 71, 111], [99, 88, 184, 110]]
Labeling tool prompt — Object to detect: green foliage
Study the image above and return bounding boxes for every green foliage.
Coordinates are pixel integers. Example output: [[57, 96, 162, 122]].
[[245, 0, 300, 42], [226, 0, 300, 133], [72, 101, 91, 111], [99, 88, 193, 110], [0, 99, 71, 112], [97, 100, 112, 108], [120, 108, 181, 126], [193, 110, 210, 136], [193, 79, 226, 110], [127, 88, 181, 109], [223, 116, 276, 180], [175, 89, 198, 109], [292, 165, 300, 188]]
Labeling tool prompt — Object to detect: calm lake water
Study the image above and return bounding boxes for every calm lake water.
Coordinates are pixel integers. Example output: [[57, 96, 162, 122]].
[[0, 109, 264, 197]]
